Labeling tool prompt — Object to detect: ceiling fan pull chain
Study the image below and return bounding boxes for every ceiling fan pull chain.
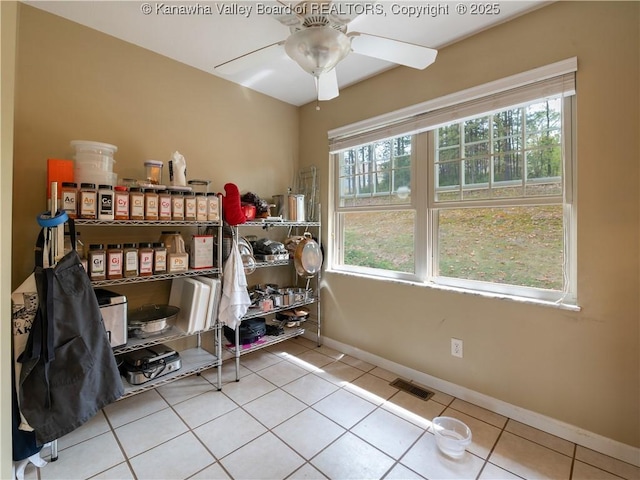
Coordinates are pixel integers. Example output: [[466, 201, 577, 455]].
[[314, 77, 321, 110]]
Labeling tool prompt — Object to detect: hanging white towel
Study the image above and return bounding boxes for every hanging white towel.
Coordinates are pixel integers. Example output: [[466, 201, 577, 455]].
[[218, 237, 251, 331]]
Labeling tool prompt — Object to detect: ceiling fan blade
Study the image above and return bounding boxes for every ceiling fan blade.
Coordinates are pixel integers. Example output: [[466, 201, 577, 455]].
[[214, 41, 285, 75], [349, 33, 438, 70], [316, 68, 339, 101]]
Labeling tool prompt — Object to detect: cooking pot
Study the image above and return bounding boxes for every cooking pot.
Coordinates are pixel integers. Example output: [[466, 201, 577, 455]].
[[276, 307, 309, 322], [128, 304, 179, 338], [293, 232, 323, 278]]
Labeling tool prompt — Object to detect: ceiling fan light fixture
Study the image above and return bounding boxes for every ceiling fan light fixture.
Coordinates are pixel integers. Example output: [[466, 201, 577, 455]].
[[284, 26, 351, 77]]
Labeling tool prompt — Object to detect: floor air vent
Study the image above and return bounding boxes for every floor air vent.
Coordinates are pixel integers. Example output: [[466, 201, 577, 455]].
[[390, 378, 435, 401]]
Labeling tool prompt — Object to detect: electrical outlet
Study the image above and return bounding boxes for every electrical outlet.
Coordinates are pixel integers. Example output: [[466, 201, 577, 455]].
[[451, 338, 463, 358]]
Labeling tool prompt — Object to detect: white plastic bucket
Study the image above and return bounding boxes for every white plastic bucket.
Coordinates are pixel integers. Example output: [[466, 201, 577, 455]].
[[75, 169, 117, 187], [71, 140, 117, 172]]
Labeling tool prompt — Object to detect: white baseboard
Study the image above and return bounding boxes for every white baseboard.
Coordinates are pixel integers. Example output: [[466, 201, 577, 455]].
[[307, 333, 640, 468]]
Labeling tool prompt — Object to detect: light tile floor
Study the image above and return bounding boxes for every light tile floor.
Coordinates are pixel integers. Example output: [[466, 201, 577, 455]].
[[23, 337, 639, 480]]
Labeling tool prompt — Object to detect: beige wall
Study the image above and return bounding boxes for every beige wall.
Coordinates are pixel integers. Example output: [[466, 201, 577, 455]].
[[299, 2, 639, 447], [1, 2, 18, 477]]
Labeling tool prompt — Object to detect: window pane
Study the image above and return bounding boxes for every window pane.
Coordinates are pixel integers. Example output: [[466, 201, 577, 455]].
[[464, 142, 490, 158], [339, 135, 412, 207], [526, 146, 562, 180], [435, 96, 563, 205], [464, 117, 490, 142], [494, 152, 523, 182], [493, 108, 523, 137], [341, 211, 415, 273], [437, 161, 460, 188], [464, 158, 490, 186], [438, 124, 460, 147], [436, 206, 563, 290], [438, 146, 460, 161]]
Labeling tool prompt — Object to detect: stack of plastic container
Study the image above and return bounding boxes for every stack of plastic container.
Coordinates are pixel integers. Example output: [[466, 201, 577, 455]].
[[71, 140, 118, 187]]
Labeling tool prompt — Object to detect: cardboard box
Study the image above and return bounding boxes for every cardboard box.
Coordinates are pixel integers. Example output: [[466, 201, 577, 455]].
[[189, 235, 214, 269]]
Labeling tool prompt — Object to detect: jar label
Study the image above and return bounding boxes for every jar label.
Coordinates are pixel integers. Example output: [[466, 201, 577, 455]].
[[145, 195, 159, 216], [207, 197, 219, 221], [185, 198, 197, 218], [62, 191, 76, 213], [99, 192, 114, 219], [131, 196, 145, 218], [196, 198, 208, 221], [159, 197, 171, 218], [125, 251, 138, 270], [140, 252, 154, 274], [115, 193, 129, 216], [168, 253, 188, 272], [90, 253, 105, 277], [108, 252, 122, 275], [155, 251, 167, 271], [80, 192, 96, 216], [172, 198, 184, 219]]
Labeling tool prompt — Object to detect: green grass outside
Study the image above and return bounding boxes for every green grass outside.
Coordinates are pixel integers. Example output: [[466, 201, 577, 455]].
[[344, 206, 563, 290]]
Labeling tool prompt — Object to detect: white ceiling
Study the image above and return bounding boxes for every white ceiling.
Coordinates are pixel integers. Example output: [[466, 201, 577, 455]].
[[26, 1, 546, 106]]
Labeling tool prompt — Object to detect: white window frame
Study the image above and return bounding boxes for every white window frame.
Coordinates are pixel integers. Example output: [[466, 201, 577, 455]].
[[328, 59, 578, 307]]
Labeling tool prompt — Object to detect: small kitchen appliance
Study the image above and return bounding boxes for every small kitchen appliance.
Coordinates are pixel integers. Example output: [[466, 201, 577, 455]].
[[94, 288, 127, 348], [119, 344, 181, 385]]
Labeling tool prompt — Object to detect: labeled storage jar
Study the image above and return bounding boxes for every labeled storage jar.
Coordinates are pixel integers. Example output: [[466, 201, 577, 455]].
[[138, 242, 154, 276], [129, 187, 145, 220], [153, 242, 167, 274], [171, 191, 184, 220], [196, 193, 208, 221], [88, 244, 106, 280], [207, 193, 219, 221], [114, 186, 129, 220], [79, 183, 97, 219], [144, 189, 159, 220], [158, 190, 172, 221], [106, 244, 123, 279], [98, 184, 114, 220], [61, 182, 78, 219], [184, 192, 197, 221], [123, 243, 138, 277]]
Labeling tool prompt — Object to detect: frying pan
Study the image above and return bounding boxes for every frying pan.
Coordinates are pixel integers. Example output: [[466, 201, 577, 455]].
[[128, 304, 179, 337], [293, 232, 323, 278]]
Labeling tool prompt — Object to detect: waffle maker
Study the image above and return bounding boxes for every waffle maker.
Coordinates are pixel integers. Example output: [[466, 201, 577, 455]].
[[119, 344, 181, 385]]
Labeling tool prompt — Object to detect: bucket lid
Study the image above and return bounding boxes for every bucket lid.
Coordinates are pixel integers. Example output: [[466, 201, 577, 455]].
[[70, 140, 118, 154]]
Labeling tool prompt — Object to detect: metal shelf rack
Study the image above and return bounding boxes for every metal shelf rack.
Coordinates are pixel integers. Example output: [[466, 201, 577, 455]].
[[229, 219, 321, 381], [78, 200, 225, 395]]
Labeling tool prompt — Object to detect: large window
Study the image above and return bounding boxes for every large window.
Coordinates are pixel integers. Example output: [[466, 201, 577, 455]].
[[330, 61, 576, 304]]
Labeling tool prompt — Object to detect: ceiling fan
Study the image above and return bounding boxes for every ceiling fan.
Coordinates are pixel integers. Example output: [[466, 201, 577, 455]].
[[213, 0, 438, 103]]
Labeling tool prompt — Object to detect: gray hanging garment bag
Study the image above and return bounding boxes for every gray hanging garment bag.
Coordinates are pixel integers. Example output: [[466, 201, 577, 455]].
[[18, 214, 124, 445]]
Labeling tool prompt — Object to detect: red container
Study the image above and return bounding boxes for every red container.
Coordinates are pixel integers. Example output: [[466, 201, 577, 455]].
[[241, 203, 256, 220]]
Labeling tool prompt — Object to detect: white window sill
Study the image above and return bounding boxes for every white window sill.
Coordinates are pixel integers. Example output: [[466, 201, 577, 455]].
[[324, 269, 581, 312]]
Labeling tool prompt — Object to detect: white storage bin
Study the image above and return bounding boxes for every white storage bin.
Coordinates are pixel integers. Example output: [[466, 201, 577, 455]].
[[75, 169, 117, 187], [71, 140, 117, 172]]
